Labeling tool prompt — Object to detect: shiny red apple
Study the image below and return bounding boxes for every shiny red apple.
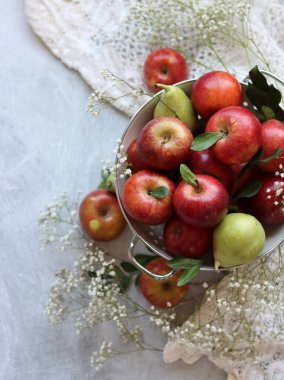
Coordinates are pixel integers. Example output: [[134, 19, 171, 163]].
[[139, 258, 189, 308], [173, 174, 229, 228], [191, 71, 242, 120], [137, 116, 193, 171], [206, 106, 262, 165], [79, 189, 126, 241], [164, 215, 212, 258], [186, 148, 232, 187], [143, 48, 188, 93], [247, 175, 284, 224], [121, 170, 176, 225], [126, 139, 149, 173], [258, 119, 284, 173]]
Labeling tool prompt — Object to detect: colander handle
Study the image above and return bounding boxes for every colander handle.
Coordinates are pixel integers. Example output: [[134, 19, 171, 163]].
[[128, 235, 176, 280]]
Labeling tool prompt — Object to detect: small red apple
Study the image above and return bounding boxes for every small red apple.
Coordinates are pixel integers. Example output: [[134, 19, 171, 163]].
[[206, 106, 262, 165], [143, 48, 188, 93], [126, 139, 149, 173], [164, 215, 212, 258], [247, 175, 284, 224], [173, 174, 229, 228], [139, 257, 189, 308], [258, 119, 284, 173], [191, 71, 243, 120], [121, 170, 176, 225], [137, 116, 193, 171], [186, 148, 232, 187], [79, 189, 126, 241]]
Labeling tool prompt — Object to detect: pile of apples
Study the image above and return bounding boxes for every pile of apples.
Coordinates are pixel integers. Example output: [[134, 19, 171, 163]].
[[121, 53, 284, 270]]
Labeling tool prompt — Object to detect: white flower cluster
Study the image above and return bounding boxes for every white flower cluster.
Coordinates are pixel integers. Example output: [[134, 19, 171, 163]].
[[149, 305, 176, 335], [101, 139, 132, 181], [168, 246, 284, 360], [38, 191, 81, 251], [266, 164, 284, 211]]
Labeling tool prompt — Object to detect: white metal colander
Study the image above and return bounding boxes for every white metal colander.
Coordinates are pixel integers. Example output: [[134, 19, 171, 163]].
[[115, 71, 284, 280]]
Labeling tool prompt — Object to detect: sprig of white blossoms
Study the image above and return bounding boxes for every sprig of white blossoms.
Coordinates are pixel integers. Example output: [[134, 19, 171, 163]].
[[41, 194, 179, 372], [125, 0, 265, 72], [87, 69, 146, 117], [266, 164, 284, 211], [168, 245, 284, 361]]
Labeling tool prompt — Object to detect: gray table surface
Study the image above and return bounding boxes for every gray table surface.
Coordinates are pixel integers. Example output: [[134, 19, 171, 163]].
[[0, 1, 231, 379]]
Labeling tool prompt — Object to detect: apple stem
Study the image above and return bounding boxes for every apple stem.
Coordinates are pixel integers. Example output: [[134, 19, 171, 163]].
[[195, 179, 201, 193], [155, 83, 172, 92], [214, 260, 220, 271]]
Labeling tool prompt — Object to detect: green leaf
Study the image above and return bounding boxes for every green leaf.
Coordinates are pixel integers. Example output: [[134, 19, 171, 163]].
[[134, 274, 140, 286], [249, 66, 269, 91], [177, 266, 201, 286], [238, 148, 264, 178], [119, 276, 131, 292], [114, 265, 125, 278], [228, 205, 239, 213], [135, 254, 158, 266], [267, 85, 282, 109], [88, 271, 96, 278], [120, 261, 138, 273], [180, 164, 197, 186], [148, 186, 169, 199], [260, 105, 275, 121], [101, 168, 111, 180], [191, 132, 224, 151], [246, 66, 283, 122], [167, 257, 202, 269], [233, 180, 262, 201], [258, 147, 283, 164], [97, 180, 107, 189]]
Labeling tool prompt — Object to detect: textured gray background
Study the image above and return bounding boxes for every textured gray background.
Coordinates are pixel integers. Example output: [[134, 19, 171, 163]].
[[3, 0, 275, 379]]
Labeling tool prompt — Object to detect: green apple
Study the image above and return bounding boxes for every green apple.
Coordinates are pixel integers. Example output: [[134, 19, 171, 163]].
[[213, 213, 265, 270], [154, 84, 197, 132]]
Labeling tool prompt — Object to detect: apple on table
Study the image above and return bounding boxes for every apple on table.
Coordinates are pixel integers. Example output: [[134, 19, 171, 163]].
[[143, 48, 188, 93], [79, 189, 126, 242], [139, 257, 189, 308]]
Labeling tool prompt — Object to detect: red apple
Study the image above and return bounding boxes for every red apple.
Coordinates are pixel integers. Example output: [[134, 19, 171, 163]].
[[191, 71, 243, 120], [173, 174, 229, 228], [79, 189, 126, 241], [126, 139, 149, 173], [137, 116, 193, 171], [164, 215, 212, 258], [247, 175, 284, 224], [258, 119, 284, 173], [121, 170, 176, 225], [205, 106, 262, 165], [143, 48, 188, 93], [186, 148, 232, 187], [139, 258, 189, 308]]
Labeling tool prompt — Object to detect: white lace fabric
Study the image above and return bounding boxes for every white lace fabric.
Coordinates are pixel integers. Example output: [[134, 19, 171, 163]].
[[25, 0, 284, 378], [25, 0, 284, 117]]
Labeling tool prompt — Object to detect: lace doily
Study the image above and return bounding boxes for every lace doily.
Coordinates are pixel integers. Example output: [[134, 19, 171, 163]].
[[25, 0, 284, 117], [25, 1, 284, 378], [164, 247, 284, 380]]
